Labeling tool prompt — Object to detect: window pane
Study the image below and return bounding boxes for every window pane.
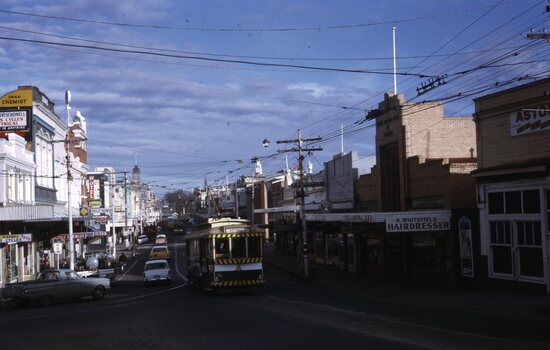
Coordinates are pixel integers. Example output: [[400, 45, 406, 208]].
[[534, 222, 542, 246], [412, 237, 445, 272], [367, 238, 382, 265], [215, 238, 230, 258], [247, 237, 262, 258], [505, 191, 522, 214], [488, 192, 504, 214], [492, 246, 512, 274], [523, 190, 540, 214], [517, 222, 525, 245], [504, 222, 511, 244], [519, 247, 543, 278], [231, 237, 247, 258], [490, 222, 497, 243]]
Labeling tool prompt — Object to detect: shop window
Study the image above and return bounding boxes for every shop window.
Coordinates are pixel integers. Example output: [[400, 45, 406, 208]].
[[326, 234, 340, 266], [517, 221, 543, 278], [505, 191, 522, 214], [489, 220, 543, 280], [314, 232, 325, 264], [367, 237, 382, 265], [488, 189, 541, 215], [523, 190, 540, 213], [490, 221, 512, 275], [488, 192, 504, 214], [347, 234, 356, 273], [412, 236, 446, 273]]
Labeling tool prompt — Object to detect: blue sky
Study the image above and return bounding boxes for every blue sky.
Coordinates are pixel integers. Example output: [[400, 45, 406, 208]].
[[0, 0, 548, 196]]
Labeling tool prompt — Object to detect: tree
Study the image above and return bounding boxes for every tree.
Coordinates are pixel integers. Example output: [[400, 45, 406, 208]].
[[164, 190, 193, 215]]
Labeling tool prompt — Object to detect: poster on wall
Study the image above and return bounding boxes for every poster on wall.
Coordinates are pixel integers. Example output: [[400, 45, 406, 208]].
[[458, 216, 474, 277]]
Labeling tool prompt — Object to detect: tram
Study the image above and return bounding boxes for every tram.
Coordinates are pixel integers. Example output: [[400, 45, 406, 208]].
[[184, 218, 265, 290]]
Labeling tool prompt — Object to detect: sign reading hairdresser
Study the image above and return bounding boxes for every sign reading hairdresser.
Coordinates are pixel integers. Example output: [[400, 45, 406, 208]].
[[386, 212, 451, 232]]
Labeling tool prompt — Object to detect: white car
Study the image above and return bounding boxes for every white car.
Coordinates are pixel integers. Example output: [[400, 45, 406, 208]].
[[137, 235, 149, 245], [155, 234, 167, 245], [143, 259, 171, 286]]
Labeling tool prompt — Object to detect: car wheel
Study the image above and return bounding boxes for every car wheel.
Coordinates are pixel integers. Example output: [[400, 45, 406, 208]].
[[39, 295, 53, 307], [92, 286, 106, 300]]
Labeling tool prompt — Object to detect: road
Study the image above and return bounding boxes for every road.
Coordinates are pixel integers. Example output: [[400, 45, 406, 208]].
[[1, 231, 548, 350]]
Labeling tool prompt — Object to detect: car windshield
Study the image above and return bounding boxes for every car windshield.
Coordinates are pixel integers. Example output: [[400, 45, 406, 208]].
[[145, 262, 168, 270], [152, 247, 167, 253]]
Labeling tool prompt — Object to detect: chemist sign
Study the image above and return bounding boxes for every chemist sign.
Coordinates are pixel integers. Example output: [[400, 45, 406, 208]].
[[0, 89, 33, 136], [386, 212, 451, 232]]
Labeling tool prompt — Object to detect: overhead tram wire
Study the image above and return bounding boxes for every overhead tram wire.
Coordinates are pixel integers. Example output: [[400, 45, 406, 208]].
[[296, 3, 512, 140], [0, 5, 503, 33], [0, 35, 432, 77], [306, 1, 550, 138], [0, 24, 537, 63], [384, 1, 544, 103], [400, 3, 546, 100]]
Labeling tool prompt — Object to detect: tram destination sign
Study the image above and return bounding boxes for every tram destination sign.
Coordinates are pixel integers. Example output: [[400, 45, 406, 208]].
[[386, 213, 450, 232]]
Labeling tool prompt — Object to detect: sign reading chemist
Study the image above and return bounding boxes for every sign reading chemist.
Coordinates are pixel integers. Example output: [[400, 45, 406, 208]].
[[386, 213, 451, 232], [0, 89, 33, 133]]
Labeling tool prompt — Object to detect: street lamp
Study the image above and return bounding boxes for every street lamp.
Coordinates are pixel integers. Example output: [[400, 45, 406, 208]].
[[52, 128, 87, 270]]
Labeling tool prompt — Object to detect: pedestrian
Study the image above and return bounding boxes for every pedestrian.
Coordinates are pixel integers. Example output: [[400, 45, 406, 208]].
[[118, 252, 127, 271]]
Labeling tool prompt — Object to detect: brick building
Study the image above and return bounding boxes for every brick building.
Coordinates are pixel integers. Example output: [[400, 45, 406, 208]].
[[472, 77, 550, 293]]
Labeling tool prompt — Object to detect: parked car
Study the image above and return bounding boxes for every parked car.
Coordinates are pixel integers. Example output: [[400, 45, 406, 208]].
[[155, 234, 167, 245], [1, 269, 110, 307], [137, 235, 149, 245], [149, 245, 171, 261], [143, 259, 171, 286]]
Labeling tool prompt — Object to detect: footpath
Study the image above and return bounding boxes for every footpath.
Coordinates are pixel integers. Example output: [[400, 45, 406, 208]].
[[263, 242, 550, 325]]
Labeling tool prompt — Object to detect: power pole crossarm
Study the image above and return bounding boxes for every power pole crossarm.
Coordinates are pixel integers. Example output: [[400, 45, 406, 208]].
[[273, 129, 322, 279]]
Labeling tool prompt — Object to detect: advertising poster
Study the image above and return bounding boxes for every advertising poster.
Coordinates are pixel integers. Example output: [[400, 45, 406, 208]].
[[458, 216, 474, 277]]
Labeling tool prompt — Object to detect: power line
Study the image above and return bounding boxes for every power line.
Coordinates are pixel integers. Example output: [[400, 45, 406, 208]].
[[0, 5, 503, 33], [0, 35, 431, 77]]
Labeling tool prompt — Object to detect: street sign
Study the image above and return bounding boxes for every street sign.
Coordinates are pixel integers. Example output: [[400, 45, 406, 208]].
[[91, 208, 111, 215], [0, 233, 33, 243], [53, 242, 63, 255]]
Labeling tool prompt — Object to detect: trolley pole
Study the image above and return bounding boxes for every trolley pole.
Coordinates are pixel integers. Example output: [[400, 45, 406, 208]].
[[276, 130, 322, 278]]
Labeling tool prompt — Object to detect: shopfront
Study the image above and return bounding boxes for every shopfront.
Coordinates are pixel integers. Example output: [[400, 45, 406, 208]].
[[473, 77, 550, 293], [307, 210, 457, 287], [0, 233, 38, 286]]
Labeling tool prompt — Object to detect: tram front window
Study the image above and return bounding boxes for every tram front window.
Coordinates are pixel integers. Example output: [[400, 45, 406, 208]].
[[232, 237, 247, 258], [248, 237, 262, 257], [216, 238, 229, 258]]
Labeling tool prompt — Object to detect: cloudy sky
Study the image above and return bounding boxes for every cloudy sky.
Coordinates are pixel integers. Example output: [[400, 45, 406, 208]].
[[0, 0, 547, 196]]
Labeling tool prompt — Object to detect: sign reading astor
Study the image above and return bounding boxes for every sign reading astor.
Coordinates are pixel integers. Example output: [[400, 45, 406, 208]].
[[386, 212, 451, 232]]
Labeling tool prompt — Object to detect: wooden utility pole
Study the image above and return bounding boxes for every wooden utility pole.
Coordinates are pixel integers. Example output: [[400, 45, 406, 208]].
[[276, 129, 322, 278]]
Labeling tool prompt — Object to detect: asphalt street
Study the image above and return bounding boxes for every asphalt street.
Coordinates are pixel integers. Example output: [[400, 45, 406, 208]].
[[0, 231, 548, 350]]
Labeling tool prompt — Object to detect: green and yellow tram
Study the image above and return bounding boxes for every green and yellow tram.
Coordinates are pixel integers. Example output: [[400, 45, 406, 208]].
[[184, 218, 265, 290]]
